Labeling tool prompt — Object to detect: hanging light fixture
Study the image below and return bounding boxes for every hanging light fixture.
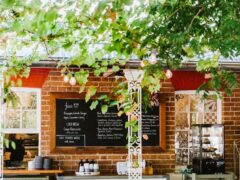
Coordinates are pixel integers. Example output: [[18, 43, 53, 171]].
[[149, 49, 157, 64], [63, 72, 69, 83], [165, 69, 173, 79], [69, 73, 77, 86]]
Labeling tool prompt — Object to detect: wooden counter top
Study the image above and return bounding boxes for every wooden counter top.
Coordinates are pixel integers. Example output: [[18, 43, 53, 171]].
[[57, 175, 168, 180], [3, 169, 64, 175]]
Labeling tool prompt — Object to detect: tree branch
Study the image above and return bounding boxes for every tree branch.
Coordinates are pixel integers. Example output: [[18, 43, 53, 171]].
[[42, 41, 55, 61], [188, 6, 204, 30], [167, 8, 180, 20]]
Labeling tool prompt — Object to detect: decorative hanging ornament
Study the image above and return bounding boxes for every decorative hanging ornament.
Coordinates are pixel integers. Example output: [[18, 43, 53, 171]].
[[204, 73, 211, 79], [69, 73, 77, 86], [165, 69, 173, 79], [63, 72, 69, 83], [149, 50, 157, 64]]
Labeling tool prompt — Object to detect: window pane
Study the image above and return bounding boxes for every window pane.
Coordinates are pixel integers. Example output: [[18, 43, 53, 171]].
[[175, 94, 189, 112], [20, 92, 37, 110], [176, 113, 188, 129], [175, 131, 188, 149], [190, 112, 204, 126], [204, 113, 217, 124], [22, 110, 37, 129], [175, 149, 188, 165], [190, 95, 202, 112], [4, 109, 21, 128], [204, 96, 217, 112]]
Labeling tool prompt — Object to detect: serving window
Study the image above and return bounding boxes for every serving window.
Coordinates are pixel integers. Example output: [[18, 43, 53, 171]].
[[2, 88, 41, 167]]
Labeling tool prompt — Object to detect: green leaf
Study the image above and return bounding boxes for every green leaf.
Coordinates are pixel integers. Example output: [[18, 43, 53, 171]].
[[98, 94, 108, 100], [109, 100, 118, 107], [112, 65, 120, 72], [90, 100, 98, 110], [101, 105, 108, 114], [17, 79, 22, 87], [75, 70, 89, 85], [101, 61, 108, 67], [132, 125, 138, 132], [4, 139, 9, 148], [29, 0, 41, 10], [2, 0, 15, 7], [11, 141, 16, 150], [21, 67, 30, 78], [196, 58, 219, 72], [79, 85, 85, 93], [125, 119, 137, 128], [130, 136, 137, 143], [159, 0, 166, 4], [44, 9, 58, 22], [12, 21, 22, 32], [118, 111, 124, 117], [85, 86, 97, 102]]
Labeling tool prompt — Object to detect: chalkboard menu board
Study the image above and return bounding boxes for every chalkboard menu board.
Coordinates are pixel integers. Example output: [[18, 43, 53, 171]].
[[55, 99, 160, 147]]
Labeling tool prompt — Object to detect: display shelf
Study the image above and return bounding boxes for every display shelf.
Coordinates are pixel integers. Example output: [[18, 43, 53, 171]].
[[192, 124, 225, 174]]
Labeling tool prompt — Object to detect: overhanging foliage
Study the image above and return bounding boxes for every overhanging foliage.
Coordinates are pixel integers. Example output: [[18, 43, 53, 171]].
[[0, 0, 239, 109]]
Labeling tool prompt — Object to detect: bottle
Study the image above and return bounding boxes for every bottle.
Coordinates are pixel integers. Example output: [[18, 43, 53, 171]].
[[142, 160, 146, 175], [145, 161, 153, 175], [78, 159, 82, 168], [93, 161, 99, 172], [89, 159, 94, 172], [148, 162, 153, 175], [84, 159, 90, 173], [79, 159, 84, 172]]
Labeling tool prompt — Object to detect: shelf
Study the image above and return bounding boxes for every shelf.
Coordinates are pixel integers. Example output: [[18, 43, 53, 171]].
[[25, 146, 38, 149]]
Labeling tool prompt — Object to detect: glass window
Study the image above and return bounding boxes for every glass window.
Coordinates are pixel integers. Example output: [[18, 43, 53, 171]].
[[3, 88, 40, 133], [2, 88, 41, 168], [175, 91, 222, 166]]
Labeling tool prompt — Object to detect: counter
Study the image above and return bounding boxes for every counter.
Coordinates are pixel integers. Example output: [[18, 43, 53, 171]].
[[57, 175, 168, 180], [3, 169, 64, 179], [3, 169, 64, 175]]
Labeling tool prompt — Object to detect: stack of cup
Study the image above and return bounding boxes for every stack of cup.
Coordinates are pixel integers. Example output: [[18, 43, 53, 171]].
[[28, 161, 35, 170], [43, 158, 52, 170], [34, 156, 44, 169]]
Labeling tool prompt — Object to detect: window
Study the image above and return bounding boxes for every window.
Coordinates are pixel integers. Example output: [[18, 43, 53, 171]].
[[3, 88, 41, 164], [3, 88, 41, 134], [175, 91, 222, 166]]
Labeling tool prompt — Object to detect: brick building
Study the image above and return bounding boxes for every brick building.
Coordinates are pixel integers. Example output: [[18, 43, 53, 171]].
[[3, 61, 240, 176]]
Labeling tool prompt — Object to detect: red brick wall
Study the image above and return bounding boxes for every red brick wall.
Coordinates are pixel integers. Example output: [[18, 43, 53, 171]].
[[40, 69, 236, 175], [222, 86, 240, 172]]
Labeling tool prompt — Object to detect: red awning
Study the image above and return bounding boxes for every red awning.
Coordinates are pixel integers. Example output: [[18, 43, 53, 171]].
[[170, 71, 205, 90], [12, 68, 50, 88]]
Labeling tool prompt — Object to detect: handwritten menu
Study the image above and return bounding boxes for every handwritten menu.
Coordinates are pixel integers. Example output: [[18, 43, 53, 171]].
[[55, 99, 159, 147]]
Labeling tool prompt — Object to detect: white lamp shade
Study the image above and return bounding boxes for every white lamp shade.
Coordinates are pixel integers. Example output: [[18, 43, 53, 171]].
[[69, 76, 76, 85]]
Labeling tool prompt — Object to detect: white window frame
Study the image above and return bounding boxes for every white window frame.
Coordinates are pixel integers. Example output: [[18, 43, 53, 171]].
[[174, 90, 222, 166], [2, 87, 41, 155], [175, 90, 222, 124], [0, 74, 3, 179]]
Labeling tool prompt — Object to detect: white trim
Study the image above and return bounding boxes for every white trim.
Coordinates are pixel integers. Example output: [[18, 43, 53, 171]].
[[3, 87, 41, 156], [175, 90, 198, 95], [0, 72, 3, 179], [217, 98, 222, 124], [2, 129, 39, 134], [38, 89, 41, 155]]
